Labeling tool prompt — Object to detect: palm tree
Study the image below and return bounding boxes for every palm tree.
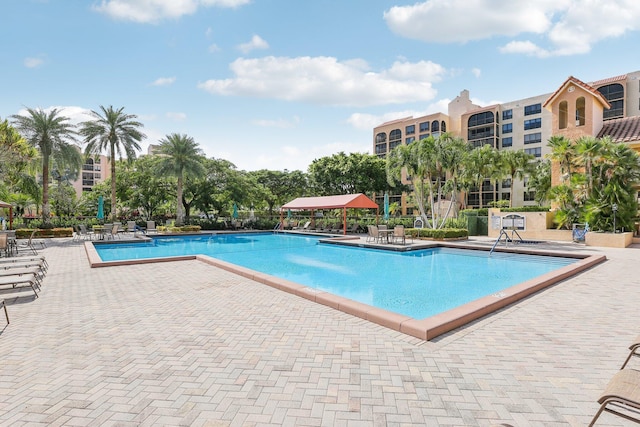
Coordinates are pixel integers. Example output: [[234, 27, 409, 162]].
[[574, 136, 603, 195], [499, 149, 534, 207], [79, 106, 145, 222], [155, 133, 205, 225], [462, 144, 500, 209], [11, 108, 82, 223], [546, 135, 575, 183]]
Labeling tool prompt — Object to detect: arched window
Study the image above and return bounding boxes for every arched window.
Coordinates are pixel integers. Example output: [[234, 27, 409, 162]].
[[597, 83, 624, 119], [431, 121, 439, 133], [389, 129, 402, 150], [559, 101, 568, 129], [576, 97, 585, 126], [441, 121, 446, 132], [375, 132, 387, 143]]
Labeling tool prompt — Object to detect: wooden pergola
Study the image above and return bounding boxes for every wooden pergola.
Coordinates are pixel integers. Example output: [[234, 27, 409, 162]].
[[280, 193, 379, 235]]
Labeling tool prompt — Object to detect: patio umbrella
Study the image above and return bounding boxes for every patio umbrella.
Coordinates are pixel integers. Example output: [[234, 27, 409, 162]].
[[383, 193, 389, 221], [232, 203, 238, 219], [287, 209, 292, 219], [97, 196, 104, 220]]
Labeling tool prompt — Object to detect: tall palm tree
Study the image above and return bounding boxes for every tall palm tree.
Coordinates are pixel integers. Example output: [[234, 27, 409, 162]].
[[499, 149, 535, 207], [79, 106, 145, 222], [155, 133, 205, 225], [11, 107, 82, 222], [546, 135, 575, 183], [574, 136, 603, 195]]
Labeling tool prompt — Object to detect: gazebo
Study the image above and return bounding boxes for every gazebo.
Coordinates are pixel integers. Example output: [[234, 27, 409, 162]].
[[0, 200, 13, 230], [280, 193, 379, 235]]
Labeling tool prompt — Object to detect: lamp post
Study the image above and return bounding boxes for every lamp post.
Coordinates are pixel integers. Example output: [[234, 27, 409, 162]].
[[612, 203, 618, 233]]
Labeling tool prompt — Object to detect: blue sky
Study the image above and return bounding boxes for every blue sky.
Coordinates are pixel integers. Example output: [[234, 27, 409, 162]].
[[3, 0, 640, 172]]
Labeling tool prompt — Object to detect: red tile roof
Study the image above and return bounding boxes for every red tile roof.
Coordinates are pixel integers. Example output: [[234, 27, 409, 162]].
[[597, 116, 640, 143], [590, 74, 627, 86], [543, 76, 610, 109]]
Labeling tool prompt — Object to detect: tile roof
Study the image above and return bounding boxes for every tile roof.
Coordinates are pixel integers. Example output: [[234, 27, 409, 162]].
[[597, 116, 640, 143], [543, 76, 610, 109], [590, 74, 627, 86]]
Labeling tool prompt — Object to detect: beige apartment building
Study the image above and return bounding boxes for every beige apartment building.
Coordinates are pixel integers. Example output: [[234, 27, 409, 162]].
[[373, 70, 640, 214], [70, 154, 111, 199]]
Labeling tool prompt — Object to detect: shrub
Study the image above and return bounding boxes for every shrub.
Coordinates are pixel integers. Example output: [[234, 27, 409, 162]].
[[15, 228, 73, 238], [406, 228, 468, 240]]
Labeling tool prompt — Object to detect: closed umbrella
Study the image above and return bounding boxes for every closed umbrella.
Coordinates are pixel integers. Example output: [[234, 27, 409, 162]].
[[383, 193, 389, 221], [232, 203, 238, 219], [97, 196, 104, 220]]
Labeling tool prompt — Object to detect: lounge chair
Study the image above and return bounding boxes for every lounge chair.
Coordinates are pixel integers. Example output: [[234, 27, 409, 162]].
[[0, 255, 48, 269], [294, 221, 311, 231], [78, 224, 94, 240], [0, 273, 40, 298], [107, 223, 121, 239], [621, 335, 640, 369], [1, 299, 8, 324], [18, 230, 45, 255], [146, 221, 158, 234], [589, 368, 640, 426], [0, 266, 45, 286]]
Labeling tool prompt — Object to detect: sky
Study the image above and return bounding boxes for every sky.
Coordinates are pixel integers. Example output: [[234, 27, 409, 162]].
[[3, 0, 640, 172]]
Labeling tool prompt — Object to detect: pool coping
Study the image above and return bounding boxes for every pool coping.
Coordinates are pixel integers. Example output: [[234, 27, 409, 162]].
[[83, 236, 606, 341]]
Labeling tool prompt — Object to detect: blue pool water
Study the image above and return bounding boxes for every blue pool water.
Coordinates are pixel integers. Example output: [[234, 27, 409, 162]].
[[95, 233, 576, 319]]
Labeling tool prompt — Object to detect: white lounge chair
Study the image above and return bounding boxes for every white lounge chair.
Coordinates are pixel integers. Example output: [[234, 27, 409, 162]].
[[146, 221, 158, 234], [0, 273, 40, 297]]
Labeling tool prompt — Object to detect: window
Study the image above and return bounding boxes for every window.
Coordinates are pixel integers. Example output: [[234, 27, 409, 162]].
[[468, 111, 494, 127], [559, 101, 568, 129], [405, 137, 415, 144], [431, 121, 439, 133], [502, 137, 512, 148], [441, 121, 446, 132], [389, 129, 401, 141], [598, 83, 624, 119], [524, 191, 537, 202], [502, 179, 511, 188], [501, 192, 511, 201], [389, 140, 402, 150], [524, 147, 541, 157], [524, 132, 542, 144], [524, 118, 541, 130], [95, 173, 101, 179], [418, 133, 429, 140], [419, 121, 429, 132], [502, 123, 513, 134], [470, 138, 495, 148], [524, 103, 541, 115], [375, 143, 387, 155], [576, 97, 585, 126], [375, 132, 387, 143], [468, 126, 494, 140], [405, 125, 415, 135], [502, 109, 513, 120]]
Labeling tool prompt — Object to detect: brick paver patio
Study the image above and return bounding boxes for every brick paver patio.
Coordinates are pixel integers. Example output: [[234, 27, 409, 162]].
[[0, 237, 638, 426]]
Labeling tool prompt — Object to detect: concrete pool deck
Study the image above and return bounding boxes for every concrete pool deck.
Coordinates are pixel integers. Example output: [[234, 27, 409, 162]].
[[0, 236, 638, 425]]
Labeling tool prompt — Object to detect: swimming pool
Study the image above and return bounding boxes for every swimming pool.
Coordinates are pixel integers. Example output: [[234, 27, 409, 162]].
[[93, 233, 579, 320]]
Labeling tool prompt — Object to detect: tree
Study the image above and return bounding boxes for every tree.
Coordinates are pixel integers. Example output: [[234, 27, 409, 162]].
[[11, 108, 82, 223], [462, 144, 500, 209], [155, 133, 205, 225], [114, 156, 170, 220], [527, 160, 551, 205], [499, 149, 535, 207], [386, 133, 468, 229], [79, 106, 146, 222], [247, 169, 308, 214], [309, 152, 389, 196], [546, 135, 575, 183]]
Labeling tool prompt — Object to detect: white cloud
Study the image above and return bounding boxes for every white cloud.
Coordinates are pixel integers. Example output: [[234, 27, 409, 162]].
[[151, 76, 176, 86], [166, 112, 187, 121], [251, 116, 300, 129], [93, 0, 250, 24], [384, 0, 640, 57], [15, 106, 93, 128], [347, 101, 450, 131], [238, 35, 269, 54], [471, 68, 481, 78], [198, 56, 446, 107], [24, 57, 45, 68]]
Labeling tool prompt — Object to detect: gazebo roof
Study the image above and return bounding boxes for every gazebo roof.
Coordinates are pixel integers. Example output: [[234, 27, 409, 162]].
[[0, 200, 11, 208], [281, 193, 378, 211]]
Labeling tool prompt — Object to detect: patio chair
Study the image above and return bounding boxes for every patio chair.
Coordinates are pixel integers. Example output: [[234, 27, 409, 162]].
[[620, 335, 640, 369], [107, 223, 121, 240], [78, 224, 94, 240], [146, 221, 158, 234], [18, 230, 44, 255], [0, 234, 8, 257], [589, 368, 640, 426], [392, 225, 406, 245]]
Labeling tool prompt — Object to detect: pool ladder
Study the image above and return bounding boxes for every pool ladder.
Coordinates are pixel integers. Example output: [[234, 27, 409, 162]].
[[489, 228, 523, 255]]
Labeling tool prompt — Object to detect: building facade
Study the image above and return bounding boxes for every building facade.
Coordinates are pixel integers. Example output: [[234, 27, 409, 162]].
[[70, 154, 111, 199], [372, 70, 640, 213]]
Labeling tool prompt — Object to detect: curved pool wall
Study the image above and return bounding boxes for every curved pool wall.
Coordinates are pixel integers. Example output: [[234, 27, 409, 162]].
[[84, 232, 606, 340]]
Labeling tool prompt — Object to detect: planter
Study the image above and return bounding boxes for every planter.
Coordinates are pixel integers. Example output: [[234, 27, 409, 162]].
[[585, 231, 633, 248]]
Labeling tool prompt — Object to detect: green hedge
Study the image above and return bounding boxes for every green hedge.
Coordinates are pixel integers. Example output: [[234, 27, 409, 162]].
[[406, 228, 468, 239], [15, 228, 73, 238], [157, 225, 202, 233]]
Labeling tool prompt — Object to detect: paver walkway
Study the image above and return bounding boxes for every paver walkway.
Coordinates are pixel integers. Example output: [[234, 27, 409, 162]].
[[0, 237, 638, 426]]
